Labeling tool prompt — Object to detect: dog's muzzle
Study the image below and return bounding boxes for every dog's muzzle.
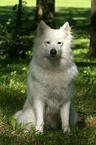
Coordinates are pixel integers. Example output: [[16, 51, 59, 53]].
[[50, 48, 57, 57]]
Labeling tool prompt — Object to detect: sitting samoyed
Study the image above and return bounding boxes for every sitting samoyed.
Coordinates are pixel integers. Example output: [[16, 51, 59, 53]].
[[13, 20, 78, 133]]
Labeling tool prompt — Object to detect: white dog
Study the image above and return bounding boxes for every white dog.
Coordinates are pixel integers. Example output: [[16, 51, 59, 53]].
[[13, 20, 78, 133]]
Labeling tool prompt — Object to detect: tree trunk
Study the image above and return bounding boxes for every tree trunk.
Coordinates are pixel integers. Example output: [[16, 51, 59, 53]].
[[35, 0, 43, 23], [88, 0, 96, 56], [43, 0, 55, 27], [35, 0, 55, 27], [17, 0, 22, 25]]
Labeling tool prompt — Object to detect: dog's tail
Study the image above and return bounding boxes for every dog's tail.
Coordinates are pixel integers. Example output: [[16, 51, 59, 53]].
[[12, 110, 22, 120]]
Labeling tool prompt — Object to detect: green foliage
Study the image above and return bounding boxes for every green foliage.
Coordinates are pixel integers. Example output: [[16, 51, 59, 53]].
[[0, 23, 34, 58], [0, 2, 35, 58], [11, 118, 17, 130]]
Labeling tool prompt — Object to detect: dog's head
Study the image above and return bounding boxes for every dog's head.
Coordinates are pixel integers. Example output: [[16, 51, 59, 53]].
[[34, 20, 73, 61]]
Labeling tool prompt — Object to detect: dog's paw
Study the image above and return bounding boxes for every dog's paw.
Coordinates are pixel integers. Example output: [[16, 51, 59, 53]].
[[35, 128, 43, 135], [63, 127, 71, 133], [36, 124, 44, 134]]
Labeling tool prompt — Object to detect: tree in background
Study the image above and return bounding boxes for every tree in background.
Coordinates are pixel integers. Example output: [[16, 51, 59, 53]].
[[17, 0, 22, 26], [88, 0, 96, 56], [4, 0, 29, 58], [35, 0, 55, 27], [35, 0, 43, 22], [43, 0, 55, 26]]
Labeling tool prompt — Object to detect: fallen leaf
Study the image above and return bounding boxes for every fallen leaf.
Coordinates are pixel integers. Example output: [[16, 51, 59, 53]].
[[11, 130, 17, 134]]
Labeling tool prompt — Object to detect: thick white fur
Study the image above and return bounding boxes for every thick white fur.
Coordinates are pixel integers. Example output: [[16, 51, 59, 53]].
[[13, 21, 78, 133]]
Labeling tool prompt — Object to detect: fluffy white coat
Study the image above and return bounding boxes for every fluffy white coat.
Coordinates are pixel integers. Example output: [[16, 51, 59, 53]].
[[13, 20, 78, 133]]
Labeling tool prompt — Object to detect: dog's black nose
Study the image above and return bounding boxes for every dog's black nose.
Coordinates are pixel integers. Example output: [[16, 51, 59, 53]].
[[50, 49, 57, 57]]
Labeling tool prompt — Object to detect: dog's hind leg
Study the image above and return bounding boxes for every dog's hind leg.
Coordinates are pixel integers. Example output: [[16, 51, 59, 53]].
[[14, 99, 35, 131], [69, 104, 77, 131]]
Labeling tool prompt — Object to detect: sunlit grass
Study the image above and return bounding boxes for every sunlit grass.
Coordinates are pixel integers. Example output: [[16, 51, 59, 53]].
[[0, 0, 36, 6], [56, 0, 91, 8], [73, 38, 89, 57], [0, 0, 91, 8]]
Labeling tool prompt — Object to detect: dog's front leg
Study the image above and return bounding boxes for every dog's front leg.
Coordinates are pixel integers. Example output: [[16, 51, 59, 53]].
[[60, 101, 71, 132], [34, 98, 44, 133]]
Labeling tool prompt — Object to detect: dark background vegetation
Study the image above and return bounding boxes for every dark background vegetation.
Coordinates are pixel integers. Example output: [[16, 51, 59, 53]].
[[0, 0, 91, 58]]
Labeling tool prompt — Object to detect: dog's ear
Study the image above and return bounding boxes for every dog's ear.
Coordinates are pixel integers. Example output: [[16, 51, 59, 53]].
[[37, 20, 49, 36], [60, 22, 71, 34]]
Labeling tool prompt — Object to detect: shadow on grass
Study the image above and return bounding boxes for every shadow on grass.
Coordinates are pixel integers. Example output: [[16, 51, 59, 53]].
[[0, 58, 29, 114], [0, 6, 90, 31], [0, 6, 35, 25], [76, 61, 96, 67], [0, 6, 13, 25], [55, 7, 90, 29], [0, 88, 26, 114]]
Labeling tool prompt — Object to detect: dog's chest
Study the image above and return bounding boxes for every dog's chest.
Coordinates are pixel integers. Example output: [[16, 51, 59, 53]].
[[31, 64, 73, 107], [42, 71, 70, 105]]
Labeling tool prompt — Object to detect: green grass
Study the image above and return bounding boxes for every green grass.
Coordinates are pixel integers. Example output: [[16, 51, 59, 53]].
[[0, 0, 36, 6], [56, 0, 91, 8], [0, 0, 96, 144], [0, 0, 90, 7]]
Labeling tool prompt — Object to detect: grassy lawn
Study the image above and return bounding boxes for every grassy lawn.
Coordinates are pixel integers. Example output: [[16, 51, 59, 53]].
[[0, 0, 36, 6], [0, 0, 96, 144]]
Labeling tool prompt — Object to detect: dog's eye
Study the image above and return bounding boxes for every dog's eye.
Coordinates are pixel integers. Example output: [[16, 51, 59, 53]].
[[46, 41, 50, 44], [57, 41, 62, 45]]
